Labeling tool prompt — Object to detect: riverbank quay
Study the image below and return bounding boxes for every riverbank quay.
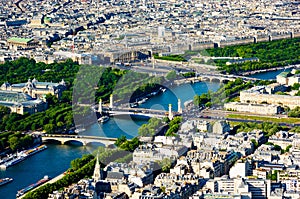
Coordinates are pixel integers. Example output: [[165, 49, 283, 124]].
[[18, 172, 65, 199], [241, 64, 300, 76]]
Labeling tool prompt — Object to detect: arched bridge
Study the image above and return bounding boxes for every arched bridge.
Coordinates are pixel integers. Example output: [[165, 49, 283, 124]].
[[41, 134, 119, 147], [174, 73, 259, 84], [108, 107, 169, 118]]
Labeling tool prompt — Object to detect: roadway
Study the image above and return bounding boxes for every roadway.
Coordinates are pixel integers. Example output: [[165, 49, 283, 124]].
[[190, 108, 299, 127]]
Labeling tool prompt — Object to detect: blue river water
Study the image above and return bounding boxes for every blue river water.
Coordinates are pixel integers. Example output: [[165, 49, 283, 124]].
[[249, 68, 291, 80], [0, 70, 278, 198]]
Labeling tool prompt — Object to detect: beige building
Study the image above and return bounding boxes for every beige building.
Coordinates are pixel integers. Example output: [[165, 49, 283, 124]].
[[278, 169, 300, 192], [276, 71, 300, 86], [224, 102, 280, 115], [7, 37, 39, 51], [240, 86, 300, 109], [212, 120, 230, 134]]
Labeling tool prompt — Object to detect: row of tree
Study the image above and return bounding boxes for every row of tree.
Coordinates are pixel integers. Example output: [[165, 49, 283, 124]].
[[233, 122, 287, 137], [206, 37, 300, 74], [0, 57, 79, 87], [138, 117, 163, 137], [165, 116, 182, 136], [154, 54, 187, 62], [0, 131, 35, 152]]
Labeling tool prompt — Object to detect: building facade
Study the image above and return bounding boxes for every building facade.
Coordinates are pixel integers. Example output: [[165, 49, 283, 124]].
[[1, 78, 66, 99]]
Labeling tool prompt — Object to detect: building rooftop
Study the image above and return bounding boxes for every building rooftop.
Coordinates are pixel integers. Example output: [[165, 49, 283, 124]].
[[0, 90, 32, 103], [277, 71, 290, 78], [7, 37, 32, 44]]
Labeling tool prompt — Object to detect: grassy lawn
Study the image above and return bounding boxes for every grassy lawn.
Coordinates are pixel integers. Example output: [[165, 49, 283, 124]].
[[227, 114, 300, 124], [192, 58, 204, 61]]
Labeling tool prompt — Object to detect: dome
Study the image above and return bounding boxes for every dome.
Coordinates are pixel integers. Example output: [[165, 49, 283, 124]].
[[1, 82, 10, 89], [32, 78, 38, 84], [25, 78, 36, 89]]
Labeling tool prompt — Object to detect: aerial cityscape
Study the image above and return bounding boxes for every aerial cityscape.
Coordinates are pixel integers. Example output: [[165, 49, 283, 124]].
[[0, 0, 300, 199]]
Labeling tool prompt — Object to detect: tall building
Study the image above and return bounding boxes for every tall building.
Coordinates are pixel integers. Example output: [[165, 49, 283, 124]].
[[93, 155, 102, 182], [229, 159, 251, 178], [158, 26, 165, 38]]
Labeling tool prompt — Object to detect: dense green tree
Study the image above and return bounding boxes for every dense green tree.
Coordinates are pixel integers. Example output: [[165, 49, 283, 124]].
[[138, 118, 163, 137], [70, 154, 94, 171], [43, 124, 55, 134], [45, 94, 58, 107], [165, 116, 182, 136], [288, 107, 300, 117], [205, 37, 300, 74], [8, 136, 21, 151], [115, 135, 128, 147], [154, 54, 187, 62], [166, 70, 177, 80], [0, 105, 10, 119]]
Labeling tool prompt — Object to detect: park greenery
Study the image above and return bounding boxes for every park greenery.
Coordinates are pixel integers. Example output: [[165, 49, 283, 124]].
[[154, 54, 187, 62], [205, 37, 300, 74], [288, 107, 300, 118], [233, 122, 288, 138], [228, 114, 300, 124], [166, 70, 178, 80], [0, 57, 79, 86], [165, 116, 182, 136], [112, 71, 165, 103], [166, 70, 196, 81], [0, 131, 35, 152], [181, 72, 196, 78], [138, 117, 163, 137], [114, 135, 141, 152]]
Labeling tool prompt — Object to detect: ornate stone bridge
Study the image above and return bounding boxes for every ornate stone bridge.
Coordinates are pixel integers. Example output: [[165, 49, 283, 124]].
[[41, 134, 119, 147], [95, 96, 182, 120]]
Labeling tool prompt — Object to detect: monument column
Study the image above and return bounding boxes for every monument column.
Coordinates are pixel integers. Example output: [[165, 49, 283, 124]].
[[178, 99, 182, 114], [168, 104, 173, 120], [98, 99, 102, 113], [109, 94, 113, 108]]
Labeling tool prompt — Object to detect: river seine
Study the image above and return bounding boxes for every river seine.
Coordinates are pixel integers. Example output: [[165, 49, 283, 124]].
[[0, 70, 279, 198]]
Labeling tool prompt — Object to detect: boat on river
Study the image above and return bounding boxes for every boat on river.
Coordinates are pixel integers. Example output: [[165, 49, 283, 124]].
[[25, 145, 47, 157], [98, 115, 110, 123], [16, 175, 50, 197], [0, 178, 13, 186], [0, 152, 27, 170], [137, 97, 148, 104], [0, 145, 48, 170], [75, 126, 86, 133]]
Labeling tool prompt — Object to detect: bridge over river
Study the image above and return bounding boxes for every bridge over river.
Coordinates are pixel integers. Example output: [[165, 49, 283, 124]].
[[174, 73, 259, 84], [95, 95, 183, 120], [108, 107, 170, 118], [42, 134, 119, 147]]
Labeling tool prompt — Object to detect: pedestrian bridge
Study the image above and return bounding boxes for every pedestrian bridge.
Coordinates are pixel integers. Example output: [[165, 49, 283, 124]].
[[41, 134, 119, 147]]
